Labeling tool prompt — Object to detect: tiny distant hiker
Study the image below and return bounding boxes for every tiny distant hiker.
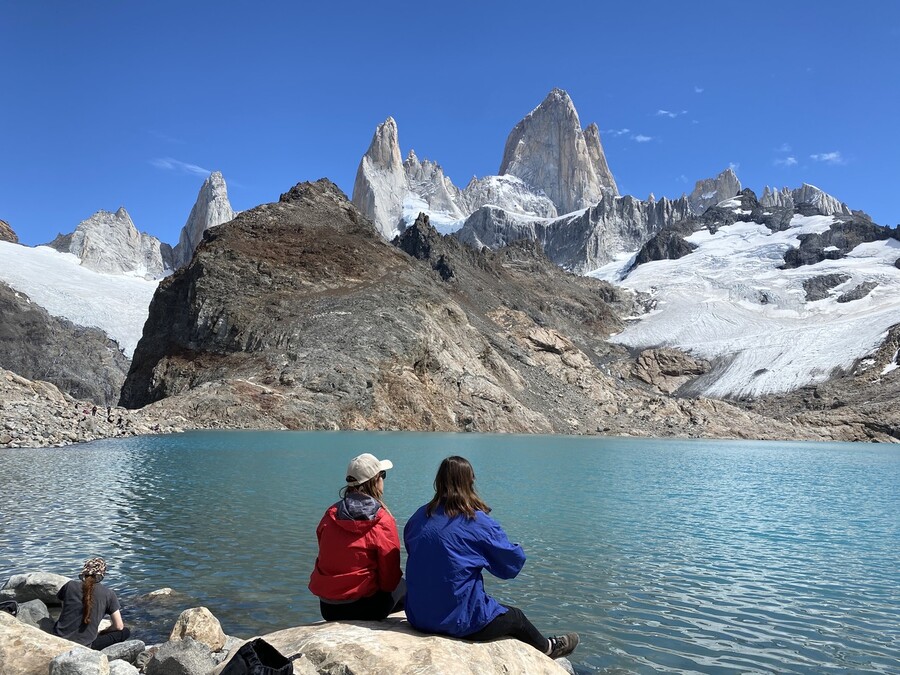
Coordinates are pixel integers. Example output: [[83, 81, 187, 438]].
[[53, 557, 131, 649], [404, 456, 579, 660], [308, 453, 406, 621]]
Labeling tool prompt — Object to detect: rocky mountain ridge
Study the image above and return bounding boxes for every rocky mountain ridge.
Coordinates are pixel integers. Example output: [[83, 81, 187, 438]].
[[0, 281, 129, 405], [110, 179, 897, 443], [46, 207, 174, 279]]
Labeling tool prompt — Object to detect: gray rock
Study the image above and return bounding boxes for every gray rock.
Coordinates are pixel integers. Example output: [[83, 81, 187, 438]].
[[146, 637, 216, 675], [351, 116, 407, 239], [688, 168, 742, 215], [14, 598, 49, 629], [101, 639, 146, 664], [499, 88, 617, 214], [457, 192, 691, 273], [0, 281, 130, 405], [837, 281, 878, 303], [0, 218, 17, 244], [44, 207, 173, 280], [109, 661, 140, 675], [1, 572, 69, 605], [172, 172, 236, 270], [49, 648, 110, 675], [404, 150, 467, 222], [803, 274, 851, 301]]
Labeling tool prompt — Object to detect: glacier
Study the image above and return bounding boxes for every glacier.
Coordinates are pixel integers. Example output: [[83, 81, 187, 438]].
[[591, 213, 900, 399]]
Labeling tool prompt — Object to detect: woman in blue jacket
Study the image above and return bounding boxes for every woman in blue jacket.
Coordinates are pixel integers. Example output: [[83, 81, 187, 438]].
[[403, 456, 578, 660]]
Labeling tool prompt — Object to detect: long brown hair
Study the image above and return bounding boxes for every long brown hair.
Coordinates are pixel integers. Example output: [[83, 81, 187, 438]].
[[426, 456, 491, 519], [82, 576, 97, 625]]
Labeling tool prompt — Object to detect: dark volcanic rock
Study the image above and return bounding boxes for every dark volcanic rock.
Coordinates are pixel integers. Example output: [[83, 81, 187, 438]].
[[0, 219, 17, 244], [802, 274, 851, 301], [0, 282, 129, 405]]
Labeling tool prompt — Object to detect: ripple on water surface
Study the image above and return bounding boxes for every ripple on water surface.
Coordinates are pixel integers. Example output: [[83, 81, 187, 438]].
[[1, 432, 898, 673]]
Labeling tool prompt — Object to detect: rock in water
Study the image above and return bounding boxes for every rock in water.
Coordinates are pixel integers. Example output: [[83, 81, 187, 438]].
[[168, 607, 226, 651], [172, 171, 236, 270], [352, 116, 407, 239], [499, 88, 617, 214], [44, 207, 173, 279], [0, 572, 70, 605]]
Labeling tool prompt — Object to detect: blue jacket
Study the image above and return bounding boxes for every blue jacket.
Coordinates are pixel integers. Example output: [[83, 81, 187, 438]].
[[403, 504, 526, 637]]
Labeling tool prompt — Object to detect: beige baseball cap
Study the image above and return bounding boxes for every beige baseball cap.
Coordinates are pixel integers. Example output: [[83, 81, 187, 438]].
[[345, 453, 393, 486]]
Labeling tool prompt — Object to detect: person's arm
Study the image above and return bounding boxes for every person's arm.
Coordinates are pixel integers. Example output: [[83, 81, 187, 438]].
[[109, 609, 125, 631], [477, 513, 526, 579], [374, 513, 403, 592]]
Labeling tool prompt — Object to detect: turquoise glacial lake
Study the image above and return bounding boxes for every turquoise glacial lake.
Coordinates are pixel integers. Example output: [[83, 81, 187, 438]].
[[1, 431, 897, 674]]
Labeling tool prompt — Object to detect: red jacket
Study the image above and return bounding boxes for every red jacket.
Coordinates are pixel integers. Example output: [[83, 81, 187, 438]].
[[308, 495, 402, 601]]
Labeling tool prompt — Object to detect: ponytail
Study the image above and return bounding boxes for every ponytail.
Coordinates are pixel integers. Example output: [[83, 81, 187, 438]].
[[81, 576, 96, 625]]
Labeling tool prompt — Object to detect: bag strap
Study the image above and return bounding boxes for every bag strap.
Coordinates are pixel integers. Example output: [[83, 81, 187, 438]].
[[287, 653, 303, 662]]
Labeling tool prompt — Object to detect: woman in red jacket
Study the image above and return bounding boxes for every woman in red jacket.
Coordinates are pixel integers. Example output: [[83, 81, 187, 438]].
[[308, 453, 405, 621]]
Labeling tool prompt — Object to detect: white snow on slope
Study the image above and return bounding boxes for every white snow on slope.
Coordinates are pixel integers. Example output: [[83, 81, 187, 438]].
[[591, 215, 900, 398], [401, 193, 465, 234], [0, 241, 158, 357]]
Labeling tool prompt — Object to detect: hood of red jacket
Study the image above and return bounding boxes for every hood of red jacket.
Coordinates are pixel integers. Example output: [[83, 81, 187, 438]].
[[327, 493, 385, 533]]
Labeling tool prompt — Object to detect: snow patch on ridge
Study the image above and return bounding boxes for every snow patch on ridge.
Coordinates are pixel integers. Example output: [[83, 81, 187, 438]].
[[591, 215, 900, 398], [0, 241, 156, 357]]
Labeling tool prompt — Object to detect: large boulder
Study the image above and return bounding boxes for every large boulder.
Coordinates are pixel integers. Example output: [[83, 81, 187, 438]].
[[220, 616, 570, 675], [168, 606, 226, 651], [109, 661, 140, 675], [145, 636, 217, 675], [0, 611, 87, 675], [0, 572, 70, 605], [49, 648, 109, 675], [15, 599, 52, 631], [101, 638, 146, 664]]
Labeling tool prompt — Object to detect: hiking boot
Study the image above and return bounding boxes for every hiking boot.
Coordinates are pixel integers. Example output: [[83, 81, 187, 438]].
[[547, 632, 579, 659]]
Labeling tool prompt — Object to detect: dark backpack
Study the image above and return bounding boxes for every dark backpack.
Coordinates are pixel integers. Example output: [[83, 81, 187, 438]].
[[220, 638, 302, 675], [0, 601, 18, 617]]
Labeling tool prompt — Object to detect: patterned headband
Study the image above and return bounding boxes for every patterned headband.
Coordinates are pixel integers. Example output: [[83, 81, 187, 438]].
[[81, 557, 107, 578]]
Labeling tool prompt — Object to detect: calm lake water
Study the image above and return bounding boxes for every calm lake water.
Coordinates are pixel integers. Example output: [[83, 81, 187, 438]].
[[1, 431, 897, 674]]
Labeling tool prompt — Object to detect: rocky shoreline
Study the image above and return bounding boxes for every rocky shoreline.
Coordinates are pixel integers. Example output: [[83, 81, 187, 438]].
[[1, 572, 575, 675]]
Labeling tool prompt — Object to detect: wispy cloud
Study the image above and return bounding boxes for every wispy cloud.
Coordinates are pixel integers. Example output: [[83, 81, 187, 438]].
[[694, 86, 704, 94], [633, 134, 653, 143], [656, 109, 688, 118], [774, 156, 798, 167], [151, 157, 212, 176], [729, 162, 740, 172], [604, 128, 631, 136], [776, 143, 792, 153], [810, 151, 845, 165]]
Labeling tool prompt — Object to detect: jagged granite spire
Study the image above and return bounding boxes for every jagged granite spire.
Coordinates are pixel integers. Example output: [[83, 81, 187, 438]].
[[498, 88, 618, 214], [172, 171, 235, 269], [351, 117, 407, 239], [45, 207, 173, 279], [687, 168, 742, 214], [760, 183, 852, 216]]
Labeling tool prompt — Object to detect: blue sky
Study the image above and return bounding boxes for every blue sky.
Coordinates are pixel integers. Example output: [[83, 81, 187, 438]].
[[3, 2, 898, 247]]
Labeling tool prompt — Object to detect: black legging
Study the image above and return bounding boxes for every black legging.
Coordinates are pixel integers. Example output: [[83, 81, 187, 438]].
[[463, 605, 548, 653], [91, 627, 131, 650], [320, 590, 405, 622]]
